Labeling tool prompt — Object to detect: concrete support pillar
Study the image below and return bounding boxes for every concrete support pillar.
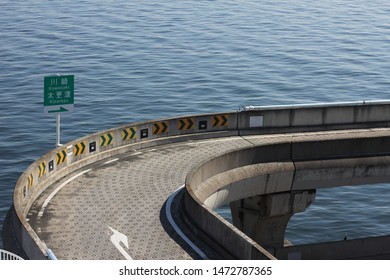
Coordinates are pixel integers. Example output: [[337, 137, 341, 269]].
[[230, 190, 316, 248]]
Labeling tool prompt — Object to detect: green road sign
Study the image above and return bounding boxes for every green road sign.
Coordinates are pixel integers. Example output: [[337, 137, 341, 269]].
[[44, 75, 74, 114]]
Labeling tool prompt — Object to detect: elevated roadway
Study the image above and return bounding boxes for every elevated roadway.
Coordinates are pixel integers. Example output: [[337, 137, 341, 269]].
[[5, 101, 390, 260], [28, 135, 252, 259]]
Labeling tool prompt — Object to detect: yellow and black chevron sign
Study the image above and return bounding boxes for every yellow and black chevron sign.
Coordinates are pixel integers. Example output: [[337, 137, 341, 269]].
[[56, 149, 67, 165], [27, 173, 34, 189], [100, 133, 114, 147], [153, 121, 169, 134], [38, 161, 46, 178], [74, 141, 86, 156], [178, 118, 194, 130], [212, 114, 228, 127], [122, 127, 136, 141]]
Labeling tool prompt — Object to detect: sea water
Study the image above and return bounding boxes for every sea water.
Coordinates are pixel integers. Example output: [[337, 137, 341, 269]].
[[1, 0, 390, 248]]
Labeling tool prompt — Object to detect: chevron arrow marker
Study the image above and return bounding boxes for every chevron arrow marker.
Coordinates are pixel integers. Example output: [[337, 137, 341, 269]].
[[161, 122, 168, 133], [75, 142, 86, 156], [122, 128, 136, 141], [179, 119, 185, 130], [75, 144, 80, 155], [221, 115, 228, 126], [39, 162, 46, 177], [179, 119, 194, 130], [153, 123, 160, 134], [28, 174, 34, 188], [130, 128, 136, 138], [62, 150, 67, 161], [56, 150, 67, 165], [107, 133, 113, 145], [188, 118, 194, 129], [213, 116, 220, 126], [122, 129, 129, 140], [100, 135, 106, 146]]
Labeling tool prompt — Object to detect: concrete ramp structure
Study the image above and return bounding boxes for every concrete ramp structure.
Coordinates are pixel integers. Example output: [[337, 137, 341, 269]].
[[184, 134, 390, 259], [4, 101, 390, 260]]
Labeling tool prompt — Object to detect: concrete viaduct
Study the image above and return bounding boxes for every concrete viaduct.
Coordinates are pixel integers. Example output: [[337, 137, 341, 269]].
[[4, 101, 390, 260]]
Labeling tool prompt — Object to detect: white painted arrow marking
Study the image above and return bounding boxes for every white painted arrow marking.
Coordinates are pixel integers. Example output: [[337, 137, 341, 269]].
[[108, 226, 133, 260]]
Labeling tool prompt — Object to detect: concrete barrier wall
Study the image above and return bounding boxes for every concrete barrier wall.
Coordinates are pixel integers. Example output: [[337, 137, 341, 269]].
[[11, 101, 390, 259], [184, 143, 295, 260], [291, 137, 390, 161], [291, 137, 390, 190], [238, 101, 390, 134], [183, 190, 276, 260], [187, 135, 390, 206], [184, 135, 390, 259], [292, 156, 390, 190], [187, 143, 292, 194], [274, 235, 390, 260], [201, 163, 295, 209]]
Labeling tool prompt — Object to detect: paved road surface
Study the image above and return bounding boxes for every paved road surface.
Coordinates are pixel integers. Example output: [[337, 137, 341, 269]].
[[26, 128, 389, 259]]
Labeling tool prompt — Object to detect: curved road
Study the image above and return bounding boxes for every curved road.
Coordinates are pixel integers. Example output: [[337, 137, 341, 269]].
[[26, 128, 390, 259]]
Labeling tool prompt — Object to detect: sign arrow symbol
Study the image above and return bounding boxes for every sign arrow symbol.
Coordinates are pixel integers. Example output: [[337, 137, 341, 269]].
[[48, 107, 69, 113], [108, 226, 133, 260]]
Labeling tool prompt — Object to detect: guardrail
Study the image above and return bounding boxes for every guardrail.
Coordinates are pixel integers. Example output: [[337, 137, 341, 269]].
[[9, 100, 390, 259], [0, 249, 24, 260]]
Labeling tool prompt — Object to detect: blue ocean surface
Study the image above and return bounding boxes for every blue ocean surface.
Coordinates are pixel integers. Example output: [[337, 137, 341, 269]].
[[1, 0, 390, 249]]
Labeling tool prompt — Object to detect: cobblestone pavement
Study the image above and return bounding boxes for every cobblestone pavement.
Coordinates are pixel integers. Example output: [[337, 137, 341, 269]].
[[27, 128, 390, 259], [28, 136, 253, 259]]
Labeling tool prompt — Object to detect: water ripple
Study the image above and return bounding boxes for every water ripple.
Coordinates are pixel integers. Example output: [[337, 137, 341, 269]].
[[2, 0, 390, 247]]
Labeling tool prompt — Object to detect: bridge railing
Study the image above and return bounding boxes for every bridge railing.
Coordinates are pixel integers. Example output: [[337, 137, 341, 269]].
[[238, 99, 390, 134], [0, 249, 24, 260], [10, 100, 390, 259]]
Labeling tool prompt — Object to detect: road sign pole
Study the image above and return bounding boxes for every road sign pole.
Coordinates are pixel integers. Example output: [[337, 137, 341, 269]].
[[44, 74, 74, 147], [56, 112, 62, 147]]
